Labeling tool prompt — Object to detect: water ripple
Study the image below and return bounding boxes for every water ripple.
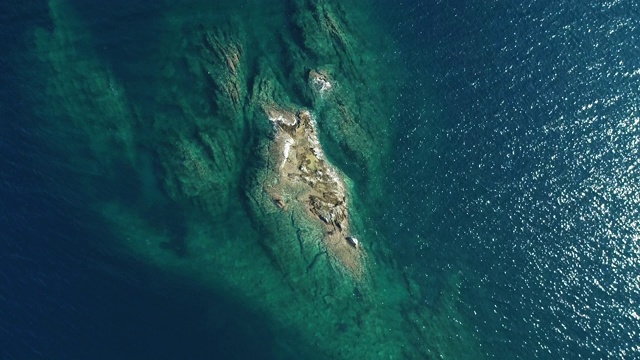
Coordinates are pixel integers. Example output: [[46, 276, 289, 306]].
[[385, 0, 640, 358]]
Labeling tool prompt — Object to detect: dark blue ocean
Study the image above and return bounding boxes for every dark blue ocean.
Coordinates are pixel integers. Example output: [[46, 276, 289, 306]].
[[2, 0, 639, 359], [385, 1, 640, 358]]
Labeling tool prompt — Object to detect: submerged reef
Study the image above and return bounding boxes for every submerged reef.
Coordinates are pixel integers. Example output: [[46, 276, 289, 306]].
[[29, 0, 485, 358]]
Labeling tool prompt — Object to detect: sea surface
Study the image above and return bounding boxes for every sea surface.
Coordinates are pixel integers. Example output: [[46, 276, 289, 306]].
[[2, 0, 639, 359]]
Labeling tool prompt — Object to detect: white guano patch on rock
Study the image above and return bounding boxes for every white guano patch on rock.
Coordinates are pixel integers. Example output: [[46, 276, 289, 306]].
[[281, 137, 294, 168]]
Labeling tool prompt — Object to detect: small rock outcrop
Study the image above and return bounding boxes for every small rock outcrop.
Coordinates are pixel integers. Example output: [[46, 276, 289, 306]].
[[309, 69, 333, 94], [263, 106, 365, 277]]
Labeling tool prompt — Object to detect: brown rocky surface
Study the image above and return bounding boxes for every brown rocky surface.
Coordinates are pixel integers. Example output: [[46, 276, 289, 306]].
[[309, 69, 332, 94], [263, 106, 365, 278]]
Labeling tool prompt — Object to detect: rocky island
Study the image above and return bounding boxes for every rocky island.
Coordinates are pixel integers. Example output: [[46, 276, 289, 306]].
[[263, 105, 365, 278], [32, 0, 485, 358]]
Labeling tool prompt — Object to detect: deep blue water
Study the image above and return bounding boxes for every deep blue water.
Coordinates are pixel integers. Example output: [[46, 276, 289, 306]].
[[385, 0, 640, 358], [3, 0, 640, 359]]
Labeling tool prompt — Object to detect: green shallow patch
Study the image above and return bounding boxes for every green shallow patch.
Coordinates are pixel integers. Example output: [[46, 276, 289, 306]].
[[26, 0, 486, 358]]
